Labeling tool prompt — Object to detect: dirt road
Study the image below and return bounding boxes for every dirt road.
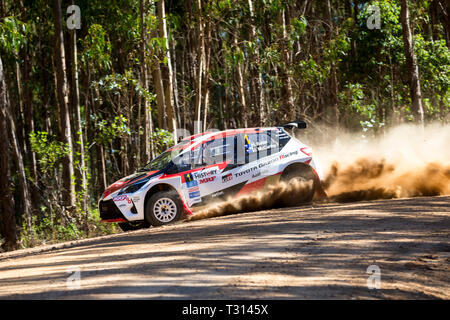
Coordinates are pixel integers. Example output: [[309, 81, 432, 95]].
[[0, 196, 449, 299]]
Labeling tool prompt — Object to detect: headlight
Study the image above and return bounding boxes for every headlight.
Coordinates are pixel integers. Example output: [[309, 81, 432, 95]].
[[118, 176, 151, 195]]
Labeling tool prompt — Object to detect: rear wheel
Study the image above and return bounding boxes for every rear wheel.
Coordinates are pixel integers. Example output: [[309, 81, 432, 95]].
[[118, 221, 150, 232], [145, 191, 183, 227], [280, 165, 317, 206]]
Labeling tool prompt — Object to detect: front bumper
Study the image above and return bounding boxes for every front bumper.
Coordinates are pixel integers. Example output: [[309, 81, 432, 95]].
[[99, 199, 127, 222]]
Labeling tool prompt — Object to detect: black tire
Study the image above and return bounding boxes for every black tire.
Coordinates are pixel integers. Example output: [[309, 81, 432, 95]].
[[118, 221, 150, 232], [145, 190, 183, 227], [280, 165, 317, 206]]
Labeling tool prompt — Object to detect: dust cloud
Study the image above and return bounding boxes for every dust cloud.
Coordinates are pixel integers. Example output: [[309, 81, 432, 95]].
[[188, 123, 450, 221], [314, 124, 450, 201], [188, 179, 314, 221]]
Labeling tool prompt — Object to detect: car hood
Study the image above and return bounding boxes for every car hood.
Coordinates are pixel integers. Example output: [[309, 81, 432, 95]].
[[102, 170, 159, 199]]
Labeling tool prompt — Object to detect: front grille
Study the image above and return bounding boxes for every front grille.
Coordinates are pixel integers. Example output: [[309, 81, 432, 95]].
[[99, 199, 125, 220]]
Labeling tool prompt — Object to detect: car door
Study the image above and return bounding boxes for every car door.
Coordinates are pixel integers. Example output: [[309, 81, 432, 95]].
[[195, 135, 235, 198]]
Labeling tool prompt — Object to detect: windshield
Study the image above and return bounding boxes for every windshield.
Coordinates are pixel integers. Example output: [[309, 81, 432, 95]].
[[139, 150, 177, 171], [139, 140, 191, 172]]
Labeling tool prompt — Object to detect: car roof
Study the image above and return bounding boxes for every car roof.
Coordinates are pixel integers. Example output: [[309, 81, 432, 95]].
[[166, 127, 283, 155], [181, 127, 280, 143]]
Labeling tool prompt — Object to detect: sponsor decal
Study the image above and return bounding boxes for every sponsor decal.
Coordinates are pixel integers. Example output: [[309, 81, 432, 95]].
[[244, 134, 254, 154], [184, 172, 195, 183], [199, 176, 216, 184], [252, 171, 261, 179], [258, 157, 278, 169], [253, 141, 277, 153], [222, 173, 233, 183], [235, 166, 258, 177], [279, 150, 298, 160], [188, 185, 201, 199], [211, 191, 224, 198], [113, 195, 132, 204], [188, 186, 199, 193], [193, 169, 217, 179], [189, 191, 201, 199], [186, 179, 198, 188]]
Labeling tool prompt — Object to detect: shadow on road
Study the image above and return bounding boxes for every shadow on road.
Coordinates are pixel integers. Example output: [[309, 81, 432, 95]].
[[0, 196, 448, 299]]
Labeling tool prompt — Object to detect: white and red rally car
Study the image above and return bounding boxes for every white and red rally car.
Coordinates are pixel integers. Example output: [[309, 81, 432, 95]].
[[99, 121, 325, 231]]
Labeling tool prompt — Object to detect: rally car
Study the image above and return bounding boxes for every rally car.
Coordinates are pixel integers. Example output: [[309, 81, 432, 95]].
[[99, 121, 325, 231]]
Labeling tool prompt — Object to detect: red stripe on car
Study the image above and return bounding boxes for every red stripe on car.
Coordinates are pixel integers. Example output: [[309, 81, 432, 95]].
[[234, 178, 267, 198]]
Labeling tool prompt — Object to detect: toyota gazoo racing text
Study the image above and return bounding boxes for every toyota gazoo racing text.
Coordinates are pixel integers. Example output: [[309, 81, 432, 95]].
[[99, 121, 326, 231]]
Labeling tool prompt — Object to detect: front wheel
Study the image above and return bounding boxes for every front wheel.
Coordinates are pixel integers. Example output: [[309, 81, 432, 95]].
[[145, 191, 183, 227]]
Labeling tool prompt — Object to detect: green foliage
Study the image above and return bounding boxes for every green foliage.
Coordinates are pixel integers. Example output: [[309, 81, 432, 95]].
[[2, 0, 450, 252], [92, 114, 130, 145], [291, 16, 307, 41], [150, 128, 174, 155], [0, 17, 28, 55], [29, 132, 69, 173], [96, 70, 155, 101], [80, 24, 112, 71], [415, 37, 450, 95], [19, 209, 119, 248]]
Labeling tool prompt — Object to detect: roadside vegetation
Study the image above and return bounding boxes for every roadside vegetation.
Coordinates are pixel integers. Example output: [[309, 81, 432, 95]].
[[0, 0, 449, 251]]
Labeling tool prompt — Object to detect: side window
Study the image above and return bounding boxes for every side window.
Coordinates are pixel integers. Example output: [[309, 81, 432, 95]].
[[168, 147, 204, 173], [275, 129, 291, 151], [235, 134, 247, 165], [186, 146, 204, 169], [167, 152, 192, 174], [203, 136, 235, 165]]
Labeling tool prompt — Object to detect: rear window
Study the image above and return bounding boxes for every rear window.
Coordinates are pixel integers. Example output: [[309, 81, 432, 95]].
[[245, 130, 286, 159]]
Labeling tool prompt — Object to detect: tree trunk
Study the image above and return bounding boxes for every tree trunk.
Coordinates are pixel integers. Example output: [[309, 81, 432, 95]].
[[53, 0, 76, 210], [171, 40, 182, 130], [1, 54, 33, 241], [400, 0, 424, 124], [22, 46, 40, 215], [439, 0, 450, 49], [248, 0, 266, 126], [194, 0, 204, 134], [140, 0, 155, 162], [152, 62, 167, 131], [0, 54, 18, 251], [70, 19, 87, 211], [14, 55, 26, 156], [202, 20, 211, 132], [92, 82, 108, 194], [70, 21, 88, 229], [325, 0, 339, 125], [279, 8, 295, 122], [157, 0, 178, 141]]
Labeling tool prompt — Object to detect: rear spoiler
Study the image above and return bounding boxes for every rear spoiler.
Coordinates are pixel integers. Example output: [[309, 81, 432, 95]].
[[281, 120, 307, 130]]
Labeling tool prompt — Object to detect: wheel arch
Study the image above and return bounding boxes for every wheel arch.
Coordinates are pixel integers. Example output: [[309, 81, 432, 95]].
[[143, 182, 192, 217], [144, 183, 178, 209], [282, 161, 328, 199], [282, 162, 316, 180]]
